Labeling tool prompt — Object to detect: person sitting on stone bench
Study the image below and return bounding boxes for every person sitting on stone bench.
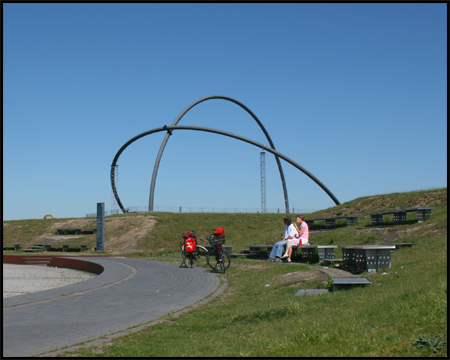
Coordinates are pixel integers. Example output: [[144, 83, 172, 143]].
[[281, 214, 310, 262], [266, 216, 298, 262]]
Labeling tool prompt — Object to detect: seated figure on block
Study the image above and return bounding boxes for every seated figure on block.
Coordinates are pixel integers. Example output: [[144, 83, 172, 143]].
[[281, 214, 309, 262], [266, 216, 298, 262]]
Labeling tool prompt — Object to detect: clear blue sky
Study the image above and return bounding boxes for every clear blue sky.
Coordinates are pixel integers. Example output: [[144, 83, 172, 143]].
[[3, 3, 447, 220]]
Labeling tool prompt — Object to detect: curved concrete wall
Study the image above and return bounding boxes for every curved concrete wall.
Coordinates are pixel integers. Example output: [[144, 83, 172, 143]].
[[2, 255, 104, 275]]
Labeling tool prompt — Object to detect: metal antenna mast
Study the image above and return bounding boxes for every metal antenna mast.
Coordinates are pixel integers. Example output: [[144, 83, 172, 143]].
[[260, 151, 266, 213]]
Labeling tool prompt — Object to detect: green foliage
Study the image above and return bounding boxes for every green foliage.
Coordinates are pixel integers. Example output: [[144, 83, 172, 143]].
[[325, 277, 333, 290], [412, 334, 447, 354]]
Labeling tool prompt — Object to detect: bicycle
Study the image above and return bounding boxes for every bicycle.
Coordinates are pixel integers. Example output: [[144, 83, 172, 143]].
[[206, 228, 231, 274], [179, 230, 209, 268]]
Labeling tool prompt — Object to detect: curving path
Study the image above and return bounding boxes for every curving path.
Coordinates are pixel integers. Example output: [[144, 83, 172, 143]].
[[2, 257, 221, 357]]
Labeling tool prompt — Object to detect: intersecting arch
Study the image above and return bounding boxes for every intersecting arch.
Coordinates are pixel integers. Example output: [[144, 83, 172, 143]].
[[111, 125, 340, 214], [148, 95, 290, 213]]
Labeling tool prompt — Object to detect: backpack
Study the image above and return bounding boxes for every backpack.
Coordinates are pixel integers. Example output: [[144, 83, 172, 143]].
[[183, 232, 197, 253]]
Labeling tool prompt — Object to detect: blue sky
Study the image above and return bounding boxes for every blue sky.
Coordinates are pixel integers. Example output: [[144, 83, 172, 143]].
[[3, 3, 447, 220]]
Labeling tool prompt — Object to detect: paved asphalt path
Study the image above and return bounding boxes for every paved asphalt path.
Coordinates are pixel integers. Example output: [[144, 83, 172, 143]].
[[3, 257, 221, 357]]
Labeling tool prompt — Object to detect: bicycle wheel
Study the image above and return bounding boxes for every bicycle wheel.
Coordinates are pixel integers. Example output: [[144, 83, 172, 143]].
[[206, 248, 218, 272], [193, 245, 210, 268], [219, 255, 226, 274], [208, 249, 230, 274], [222, 250, 231, 270]]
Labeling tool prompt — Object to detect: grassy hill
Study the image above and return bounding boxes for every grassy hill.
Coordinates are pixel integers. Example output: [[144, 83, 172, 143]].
[[2, 187, 447, 256], [2, 188, 447, 357]]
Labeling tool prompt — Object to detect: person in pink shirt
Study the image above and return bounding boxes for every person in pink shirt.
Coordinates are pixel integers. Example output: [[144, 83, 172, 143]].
[[281, 214, 309, 262]]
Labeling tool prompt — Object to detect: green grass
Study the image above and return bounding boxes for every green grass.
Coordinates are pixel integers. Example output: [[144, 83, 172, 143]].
[[3, 188, 447, 357], [62, 231, 447, 357]]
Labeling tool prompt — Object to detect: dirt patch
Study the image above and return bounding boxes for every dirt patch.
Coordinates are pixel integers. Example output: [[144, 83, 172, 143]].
[[34, 215, 157, 254], [104, 216, 156, 254], [46, 218, 97, 231], [37, 235, 87, 243], [231, 264, 329, 288], [231, 264, 328, 281], [35, 219, 98, 244], [233, 263, 273, 271], [276, 270, 328, 284]]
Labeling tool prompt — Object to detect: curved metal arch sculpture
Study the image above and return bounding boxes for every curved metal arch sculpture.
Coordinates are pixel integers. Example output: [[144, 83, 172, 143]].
[[111, 125, 340, 215], [148, 95, 290, 213]]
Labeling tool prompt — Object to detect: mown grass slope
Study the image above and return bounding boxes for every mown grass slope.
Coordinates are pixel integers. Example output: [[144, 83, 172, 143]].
[[3, 188, 446, 257]]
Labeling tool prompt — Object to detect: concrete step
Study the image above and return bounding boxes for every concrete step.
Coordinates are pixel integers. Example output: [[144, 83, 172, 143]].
[[331, 277, 372, 292]]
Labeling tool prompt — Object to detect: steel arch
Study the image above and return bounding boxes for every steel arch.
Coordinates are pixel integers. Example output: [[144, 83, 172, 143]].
[[148, 95, 290, 213], [111, 125, 340, 214]]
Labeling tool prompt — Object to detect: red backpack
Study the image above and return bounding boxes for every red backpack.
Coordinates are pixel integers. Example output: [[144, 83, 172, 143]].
[[183, 232, 197, 253]]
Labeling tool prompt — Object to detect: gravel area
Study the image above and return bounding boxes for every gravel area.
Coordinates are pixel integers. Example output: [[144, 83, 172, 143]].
[[3, 264, 95, 298]]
